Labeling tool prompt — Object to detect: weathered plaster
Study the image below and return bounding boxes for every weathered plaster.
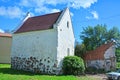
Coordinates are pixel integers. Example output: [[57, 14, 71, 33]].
[[104, 45, 116, 59], [56, 8, 75, 68], [86, 45, 116, 71], [11, 8, 75, 74], [86, 60, 105, 69], [11, 29, 59, 74]]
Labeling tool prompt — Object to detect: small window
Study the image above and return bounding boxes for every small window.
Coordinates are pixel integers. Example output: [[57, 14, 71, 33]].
[[67, 48, 70, 56], [60, 29, 62, 31], [67, 21, 69, 28]]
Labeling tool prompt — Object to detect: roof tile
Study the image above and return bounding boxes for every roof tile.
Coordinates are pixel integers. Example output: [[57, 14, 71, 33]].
[[15, 12, 61, 33], [84, 42, 114, 60], [0, 32, 12, 38]]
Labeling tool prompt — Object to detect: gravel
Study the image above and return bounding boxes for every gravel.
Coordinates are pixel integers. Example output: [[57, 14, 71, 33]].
[[86, 74, 108, 80]]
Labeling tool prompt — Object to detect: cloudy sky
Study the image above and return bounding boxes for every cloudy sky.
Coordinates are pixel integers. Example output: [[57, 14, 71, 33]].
[[0, 0, 120, 42]]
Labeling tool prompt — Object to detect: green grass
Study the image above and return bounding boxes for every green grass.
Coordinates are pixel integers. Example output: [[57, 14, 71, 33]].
[[0, 64, 98, 80]]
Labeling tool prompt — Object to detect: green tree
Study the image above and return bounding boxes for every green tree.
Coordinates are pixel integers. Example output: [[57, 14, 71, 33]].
[[116, 47, 120, 62], [80, 24, 120, 51], [75, 43, 86, 59]]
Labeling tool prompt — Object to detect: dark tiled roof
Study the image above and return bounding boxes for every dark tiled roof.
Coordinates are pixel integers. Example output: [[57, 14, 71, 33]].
[[0, 32, 12, 38], [84, 42, 114, 60], [15, 12, 61, 33]]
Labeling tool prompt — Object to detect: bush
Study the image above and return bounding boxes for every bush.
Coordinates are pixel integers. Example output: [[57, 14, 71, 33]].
[[116, 62, 120, 69], [62, 56, 85, 75]]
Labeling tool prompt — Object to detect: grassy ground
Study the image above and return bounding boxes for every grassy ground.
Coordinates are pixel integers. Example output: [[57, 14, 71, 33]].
[[0, 64, 100, 80]]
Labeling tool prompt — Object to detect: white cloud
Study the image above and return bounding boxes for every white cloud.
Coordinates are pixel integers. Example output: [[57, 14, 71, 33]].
[[44, 0, 97, 9], [0, 0, 98, 18], [0, 6, 25, 19], [0, 29, 4, 33], [51, 9, 60, 13], [91, 11, 99, 19], [71, 0, 97, 9], [19, 0, 30, 7], [70, 12, 74, 17], [35, 7, 48, 13], [86, 11, 99, 20], [35, 7, 60, 14], [18, 0, 98, 13]]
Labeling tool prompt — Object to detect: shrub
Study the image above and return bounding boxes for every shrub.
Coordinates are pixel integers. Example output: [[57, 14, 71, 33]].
[[62, 56, 85, 75], [117, 62, 120, 69]]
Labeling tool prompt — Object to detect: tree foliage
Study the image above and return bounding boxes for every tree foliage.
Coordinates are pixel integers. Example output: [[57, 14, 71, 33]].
[[116, 48, 120, 62], [80, 24, 120, 51], [75, 43, 86, 59]]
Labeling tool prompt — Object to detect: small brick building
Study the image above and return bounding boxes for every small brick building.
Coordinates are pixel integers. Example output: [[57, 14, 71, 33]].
[[84, 42, 116, 71]]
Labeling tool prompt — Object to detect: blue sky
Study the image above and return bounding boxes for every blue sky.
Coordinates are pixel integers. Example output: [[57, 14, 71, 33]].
[[0, 0, 120, 42]]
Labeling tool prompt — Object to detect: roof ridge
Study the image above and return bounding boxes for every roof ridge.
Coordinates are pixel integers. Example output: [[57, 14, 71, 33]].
[[30, 11, 62, 19]]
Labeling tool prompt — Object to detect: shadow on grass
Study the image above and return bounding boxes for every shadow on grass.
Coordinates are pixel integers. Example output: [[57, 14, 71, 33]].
[[0, 68, 75, 77], [0, 67, 75, 77], [0, 68, 39, 76]]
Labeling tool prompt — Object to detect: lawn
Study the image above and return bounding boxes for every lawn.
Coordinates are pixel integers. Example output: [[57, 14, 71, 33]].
[[0, 64, 99, 80]]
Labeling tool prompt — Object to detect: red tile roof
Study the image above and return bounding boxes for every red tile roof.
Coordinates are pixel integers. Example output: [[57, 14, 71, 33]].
[[0, 32, 12, 38], [15, 12, 61, 33], [84, 42, 114, 60]]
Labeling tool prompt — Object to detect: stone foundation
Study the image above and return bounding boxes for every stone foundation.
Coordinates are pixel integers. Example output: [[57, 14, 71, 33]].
[[11, 56, 62, 74]]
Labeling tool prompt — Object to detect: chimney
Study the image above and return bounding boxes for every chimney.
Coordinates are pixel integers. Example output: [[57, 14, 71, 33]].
[[12, 12, 31, 33], [22, 12, 31, 22]]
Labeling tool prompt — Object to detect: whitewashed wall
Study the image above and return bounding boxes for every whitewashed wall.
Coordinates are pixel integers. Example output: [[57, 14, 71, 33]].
[[104, 45, 116, 59], [104, 45, 116, 71], [86, 45, 116, 71], [11, 8, 75, 74], [56, 8, 75, 69], [86, 60, 105, 69], [11, 29, 58, 74]]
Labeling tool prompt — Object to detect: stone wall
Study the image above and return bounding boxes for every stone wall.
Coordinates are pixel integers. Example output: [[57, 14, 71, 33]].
[[86, 60, 105, 69], [11, 29, 59, 74], [104, 45, 116, 71], [11, 56, 61, 74]]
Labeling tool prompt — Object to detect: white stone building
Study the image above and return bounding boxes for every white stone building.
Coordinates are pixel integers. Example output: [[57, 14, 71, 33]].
[[11, 8, 75, 74]]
